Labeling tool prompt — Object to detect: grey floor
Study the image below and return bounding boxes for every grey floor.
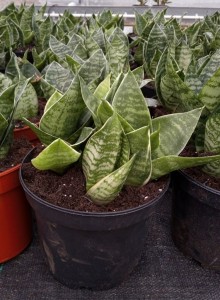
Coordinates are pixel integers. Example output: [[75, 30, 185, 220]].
[[1, 191, 220, 300]]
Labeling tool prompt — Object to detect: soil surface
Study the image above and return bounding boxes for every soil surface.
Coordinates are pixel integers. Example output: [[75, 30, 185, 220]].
[[21, 148, 169, 213], [15, 97, 46, 129], [0, 138, 33, 172]]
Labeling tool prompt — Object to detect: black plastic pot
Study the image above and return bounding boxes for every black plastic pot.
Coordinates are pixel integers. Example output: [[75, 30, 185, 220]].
[[171, 171, 220, 270], [19, 149, 170, 290]]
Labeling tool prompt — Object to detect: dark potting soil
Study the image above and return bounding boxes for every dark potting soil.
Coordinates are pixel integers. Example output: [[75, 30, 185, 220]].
[[15, 97, 46, 129], [0, 138, 33, 172], [180, 144, 220, 190], [22, 154, 168, 213]]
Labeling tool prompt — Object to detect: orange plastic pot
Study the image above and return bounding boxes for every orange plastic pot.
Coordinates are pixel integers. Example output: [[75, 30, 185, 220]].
[[0, 164, 32, 263], [14, 125, 38, 143]]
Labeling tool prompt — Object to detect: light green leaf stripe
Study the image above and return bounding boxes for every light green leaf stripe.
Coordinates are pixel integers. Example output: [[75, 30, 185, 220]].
[[112, 71, 151, 130], [32, 139, 81, 174], [82, 113, 123, 190], [152, 108, 203, 159], [86, 155, 136, 205], [151, 154, 220, 180], [126, 126, 152, 186]]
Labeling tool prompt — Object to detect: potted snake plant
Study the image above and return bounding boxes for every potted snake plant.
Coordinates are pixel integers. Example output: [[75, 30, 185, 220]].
[[19, 68, 220, 290], [156, 45, 220, 270], [0, 77, 35, 263]]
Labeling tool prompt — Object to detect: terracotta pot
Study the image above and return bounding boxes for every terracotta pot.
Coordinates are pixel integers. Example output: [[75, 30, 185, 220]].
[[14, 124, 39, 144], [0, 164, 33, 263], [20, 148, 170, 290], [171, 171, 220, 270]]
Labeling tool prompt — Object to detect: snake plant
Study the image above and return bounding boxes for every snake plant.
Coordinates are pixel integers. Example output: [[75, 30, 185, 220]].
[[156, 47, 220, 177], [132, 9, 183, 79], [29, 70, 220, 205], [0, 77, 34, 159]]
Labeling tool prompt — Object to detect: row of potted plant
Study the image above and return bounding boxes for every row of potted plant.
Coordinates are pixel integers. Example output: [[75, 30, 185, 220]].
[[1, 4, 220, 290]]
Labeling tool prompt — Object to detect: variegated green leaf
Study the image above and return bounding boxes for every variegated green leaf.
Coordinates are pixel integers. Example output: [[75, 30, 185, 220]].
[[155, 47, 168, 105], [152, 108, 203, 159], [135, 11, 148, 36], [80, 76, 101, 126], [202, 110, 220, 176], [82, 113, 123, 190], [32, 139, 81, 174], [40, 78, 56, 100], [22, 118, 57, 146], [97, 99, 114, 126], [106, 73, 124, 103], [0, 73, 13, 93], [106, 27, 129, 81], [73, 127, 95, 147], [148, 48, 162, 78], [0, 113, 8, 140], [49, 35, 74, 60], [86, 155, 136, 205], [13, 81, 38, 120], [20, 59, 41, 79], [65, 54, 82, 74], [112, 71, 151, 129], [126, 126, 152, 186], [84, 35, 101, 56], [40, 75, 85, 140], [160, 59, 201, 111], [44, 90, 63, 113], [0, 84, 17, 118], [94, 74, 111, 100], [92, 28, 106, 52], [175, 40, 192, 72], [185, 61, 203, 94], [45, 61, 73, 93], [67, 33, 84, 51], [132, 66, 144, 87], [79, 49, 108, 85], [199, 49, 220, 85], [144, 24, 167, 77], [5, 52, 20, 80], [151, 154, 220, 180], [73, 43, 88, 61], [19, 4, 34, 44], [199, 68, 220, 112]]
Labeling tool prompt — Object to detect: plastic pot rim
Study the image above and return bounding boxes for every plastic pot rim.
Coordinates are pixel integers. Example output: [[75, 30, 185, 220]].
[[178, 170, 220, 196]]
